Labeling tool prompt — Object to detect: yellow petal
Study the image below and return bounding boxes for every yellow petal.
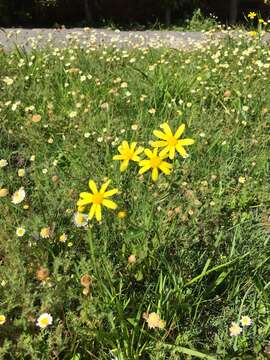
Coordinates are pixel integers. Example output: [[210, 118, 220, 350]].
[[88, 204, 96, 220], [151, 140, 167, 148], [138, 165, 151, 174], [130, 142, 137, 151], [79, 192, 92, 200], [159, 147, 170, 158], [174, 124, 185, 139], [95, 204, 102, 221], [160, 122, 172, 136], [159, 162, 172, 175], [153, 129, 168, 140], [134, 146, 144, 155], [113, 154, 125, 160], [100, 180, 111, 194], [176, 144, 188, 158], [139, 159, 151, 166], [77, 198, 92, 206], [131, 155, 141, 162], [169, 147, 175, 159], [103, 188, 118, 198], [152, 168, 159, 181], [178, 138, 195, 146], [120, 160, 129, 172], [102, 199, 117, 209], [122, 140, 129, 149], [144, 148, 153, 158], [117, 145, 123, 153], [89, 180, 98, 194]]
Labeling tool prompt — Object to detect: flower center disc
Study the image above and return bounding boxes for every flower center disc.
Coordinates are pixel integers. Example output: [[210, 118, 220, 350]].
[[92, 192, 103, 204], [150, 156, 161, 168], [40, 318, 49, 326], [124, 150, 134, 160], [168, 136, 178, 146]]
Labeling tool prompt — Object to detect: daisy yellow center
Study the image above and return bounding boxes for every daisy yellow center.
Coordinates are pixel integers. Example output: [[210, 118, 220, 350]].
[[40, 318, 49, 326], [92, 192, 103, 204], [150, 156, 162, 168], [77, 214, 84, 223], [167, 136, 178, 146]]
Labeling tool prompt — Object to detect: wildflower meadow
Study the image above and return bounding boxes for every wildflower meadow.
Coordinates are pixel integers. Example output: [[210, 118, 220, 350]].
[[0, 28, 270, 359]]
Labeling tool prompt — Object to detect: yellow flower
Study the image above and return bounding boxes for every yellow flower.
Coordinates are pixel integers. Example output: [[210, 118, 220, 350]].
[[18, 169, 25, 177], [113, 141, 144, 172], [248, 31, 257, 37], [151, 123, 194, 159], [138, 148, 172, 182], [0, 159, 8, 168], [238, 176, 246, 184], [229, 322, 242, 336], [2, 76, 13, 86], [117, 210, 127, 219], [36, 313, 53, 329], [259, 18, 264, 23], [240, 315, 252, 327], [77, 205, 86, 212], [248, 11, 257, 19], [59, 233, 67, 242], [143, 312, 166, 329], [0, 188, 8, 197], [77, 179, 118, 222], [0, 314, 6, 325], [40, 227, 50, 239]]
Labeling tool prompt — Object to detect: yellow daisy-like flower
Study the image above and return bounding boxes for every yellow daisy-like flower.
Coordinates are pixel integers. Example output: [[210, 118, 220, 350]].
[[248, 11, 257, 19], [0, 314, 6, 325], [117, 210, 127, 219], [113, 141, 144, 172], [138, 148, 172, 182], [40, 227, 50, 239], [77, 179, 118, 221], [143, 312, 166, 330], [151, 123, 194, 159]]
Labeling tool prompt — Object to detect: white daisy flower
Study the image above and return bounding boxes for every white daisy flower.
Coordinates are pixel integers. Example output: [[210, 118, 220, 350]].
[[11, 187, 26, 204], [73, 212, 88, 227], [16, 227, 26, 237], [36, 313, 53, 329]]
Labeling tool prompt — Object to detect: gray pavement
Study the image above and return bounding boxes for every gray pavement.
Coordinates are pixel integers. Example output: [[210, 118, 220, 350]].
[[0, 28, 269, 51]]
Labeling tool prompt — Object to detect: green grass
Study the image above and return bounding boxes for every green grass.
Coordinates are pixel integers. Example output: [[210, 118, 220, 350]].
[[0, 35, 270, 360]]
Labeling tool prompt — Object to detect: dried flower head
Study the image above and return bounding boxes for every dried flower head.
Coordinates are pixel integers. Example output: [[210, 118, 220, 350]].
[[31, 114, 41, 123], [80, 274, 91, 288], [36, 267, 50, 282]]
